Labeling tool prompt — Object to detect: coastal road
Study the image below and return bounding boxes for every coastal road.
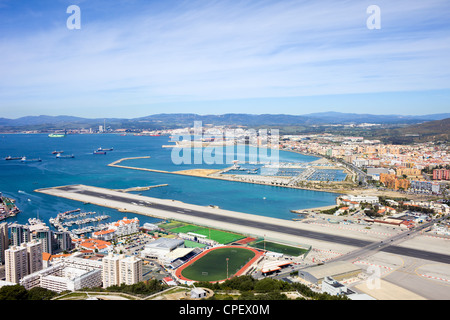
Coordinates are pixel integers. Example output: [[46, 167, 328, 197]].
[[37, 185, 450, 265]]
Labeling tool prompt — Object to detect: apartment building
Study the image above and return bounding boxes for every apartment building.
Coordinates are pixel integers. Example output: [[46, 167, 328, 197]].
[[5, 240, 43, 283], [9, 223, 31, 247], [93, 217, 140, 241], [396, 167, 422, 177], [119, 256, 143, 286], [102, 253, 121, 288], [433, 169, 450, 180], [0, 222, 7, 265], [379, 173, 410, 190], [102, 253, 143, 288], [21, 255, 102, 292]]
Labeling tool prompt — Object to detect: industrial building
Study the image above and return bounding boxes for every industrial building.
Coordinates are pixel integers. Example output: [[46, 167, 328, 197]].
[[298, 261, 362, 284]]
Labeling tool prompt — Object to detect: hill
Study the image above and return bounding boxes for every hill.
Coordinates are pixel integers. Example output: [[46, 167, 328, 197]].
[[374, 118, 450, 144], [1, 112, 450, 134]]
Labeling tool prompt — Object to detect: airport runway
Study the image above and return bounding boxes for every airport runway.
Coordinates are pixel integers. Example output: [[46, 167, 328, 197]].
[[37, 185, 450, 264]]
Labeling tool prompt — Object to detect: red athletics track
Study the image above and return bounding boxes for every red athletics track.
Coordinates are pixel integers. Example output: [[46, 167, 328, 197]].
[[175, 245, 264, 282]]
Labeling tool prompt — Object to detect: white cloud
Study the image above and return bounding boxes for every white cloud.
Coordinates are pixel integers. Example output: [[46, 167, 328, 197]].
[[0, 0, 449, 116]]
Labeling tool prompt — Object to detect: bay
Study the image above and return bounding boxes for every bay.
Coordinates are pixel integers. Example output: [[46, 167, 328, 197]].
[[0, 134, 339, 229]]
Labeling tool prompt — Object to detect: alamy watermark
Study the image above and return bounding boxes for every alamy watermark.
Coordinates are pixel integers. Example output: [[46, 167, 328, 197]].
[[367, 5, 381, 30], [67, 5, 81, 30], [366, 264, 382, 290], [66, 4, 381, 31], [170, 121, 280, 167]]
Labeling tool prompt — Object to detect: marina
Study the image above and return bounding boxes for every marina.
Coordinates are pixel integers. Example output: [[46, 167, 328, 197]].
[[49, 208, 111, 238]]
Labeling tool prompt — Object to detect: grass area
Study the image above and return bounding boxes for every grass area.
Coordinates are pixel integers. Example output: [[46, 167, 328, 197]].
[[158, 221, 185, 230], [181, 247, 256, 282], [169, 223, 245, 244], [249, 240, 308, 257], [184, 240, 207, 248]]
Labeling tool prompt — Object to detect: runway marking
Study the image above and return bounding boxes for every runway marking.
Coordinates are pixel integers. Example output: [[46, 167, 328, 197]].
[[418, 273, 450, 283]]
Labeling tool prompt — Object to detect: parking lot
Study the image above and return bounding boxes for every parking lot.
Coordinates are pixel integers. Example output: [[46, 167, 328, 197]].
[[114, 232, 153, 256]]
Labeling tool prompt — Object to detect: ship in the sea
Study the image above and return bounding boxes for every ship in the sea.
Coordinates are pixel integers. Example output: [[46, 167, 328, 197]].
[[21, 157, 42, 162], [48, 133, 65, 138], [93, 151, 106, 155], [52, 150, 64, 154], [5, 156, 22, 160], [56, 153, 74, 159], [97, 147, 113, 151]]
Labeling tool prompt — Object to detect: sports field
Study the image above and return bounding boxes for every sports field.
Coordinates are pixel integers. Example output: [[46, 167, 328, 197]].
[[250, 240, 308, 257], [168, 223, 245, 244], [178, 246, 260, 282]]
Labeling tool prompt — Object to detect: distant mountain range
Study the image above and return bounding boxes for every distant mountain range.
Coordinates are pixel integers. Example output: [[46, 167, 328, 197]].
[[1, 112, 450, 130]]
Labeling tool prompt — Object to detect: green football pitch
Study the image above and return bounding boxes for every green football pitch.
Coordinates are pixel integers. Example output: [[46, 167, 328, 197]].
[[180, 247, 256, 282], [250, 240, 308, 257], [169, 224, 245, 244]]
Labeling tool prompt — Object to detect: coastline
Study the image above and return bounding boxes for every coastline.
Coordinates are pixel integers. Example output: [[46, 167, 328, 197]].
[[107, 150, 436, 202], [107, 157, 345, 195]]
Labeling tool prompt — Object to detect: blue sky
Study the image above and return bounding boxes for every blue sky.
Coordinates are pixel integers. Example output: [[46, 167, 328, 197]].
[[0, 0, 449, 118]]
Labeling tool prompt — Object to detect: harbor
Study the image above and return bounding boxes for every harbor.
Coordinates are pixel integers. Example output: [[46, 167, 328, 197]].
[[0, 193, 20, 221]]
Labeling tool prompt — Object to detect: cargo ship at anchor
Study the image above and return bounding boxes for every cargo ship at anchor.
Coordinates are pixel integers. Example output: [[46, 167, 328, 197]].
[[5, 156, 22, 160], [56, 153, 74, 158], [21, 157, 42, 162], [97, 147, 113, 151]]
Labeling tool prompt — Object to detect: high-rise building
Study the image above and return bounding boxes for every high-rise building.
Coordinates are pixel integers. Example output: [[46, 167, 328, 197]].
[[0, 222, 8, 265], [5, 244, 28, 283], [9, 223, 31, 246], [54, 231, 74, 252], [36, 229, 54, 254], [102, 253, 143, 288], [102, 253, 121, 288], [27, 240, 43, 274], [119, 256, 143, 286], [5, 240, 43, 283]]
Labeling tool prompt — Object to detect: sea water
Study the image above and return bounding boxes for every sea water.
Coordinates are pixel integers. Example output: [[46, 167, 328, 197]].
[[0, 134, 339, 228]]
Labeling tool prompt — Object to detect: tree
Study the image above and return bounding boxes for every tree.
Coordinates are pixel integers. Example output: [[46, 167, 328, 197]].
[[27, 287, 57, 300], [0, 285, 28, 300]]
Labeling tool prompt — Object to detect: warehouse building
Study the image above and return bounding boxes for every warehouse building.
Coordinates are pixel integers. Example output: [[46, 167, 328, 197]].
[[298, 261, 362, 285]]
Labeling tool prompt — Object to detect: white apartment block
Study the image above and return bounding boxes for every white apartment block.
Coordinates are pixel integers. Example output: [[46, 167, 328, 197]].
[[119, 256, 143, 286], [5, 245, 27, 283], [93, 217, 139, 241], [5, 240, 43, 284], [21, 255, 102, 293], [102, 253, 143, 288], [102, 253, 121, 288]]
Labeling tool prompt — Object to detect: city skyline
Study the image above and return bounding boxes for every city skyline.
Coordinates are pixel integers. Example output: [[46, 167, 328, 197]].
[[0, 0, 449, 118]]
